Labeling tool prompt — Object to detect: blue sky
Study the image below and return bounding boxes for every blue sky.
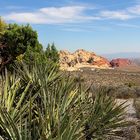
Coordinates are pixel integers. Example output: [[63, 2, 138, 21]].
[[1, 0, 140, 54]]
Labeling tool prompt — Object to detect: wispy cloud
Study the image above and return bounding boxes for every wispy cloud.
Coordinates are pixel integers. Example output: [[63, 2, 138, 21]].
[[39, 6, 88, 19], [100, 11, 132, 20], [4, 6, 99, 24], [3, 3, 140, 25], [127, 5, 140, 15], [100, 4, 140, 20]]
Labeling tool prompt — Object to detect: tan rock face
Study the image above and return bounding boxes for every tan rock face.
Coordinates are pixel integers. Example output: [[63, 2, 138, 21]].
[[59, 49, 111, 71], [110, 58, 132, 67], [92, 57, 111, 67]]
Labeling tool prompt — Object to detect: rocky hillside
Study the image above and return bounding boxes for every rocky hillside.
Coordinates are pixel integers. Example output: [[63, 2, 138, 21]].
[[110, 58, 132, 67], [59, 49, 134, 71], [59, 49, 111, 71]]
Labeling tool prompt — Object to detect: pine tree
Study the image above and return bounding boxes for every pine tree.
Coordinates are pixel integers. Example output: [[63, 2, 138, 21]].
[[45, 43, 59, 63]]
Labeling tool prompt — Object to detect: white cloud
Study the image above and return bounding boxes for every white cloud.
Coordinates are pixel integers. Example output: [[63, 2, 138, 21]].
[[39, 6, 85, 18], [100, 4, 140, 20], [4, 6, 99, 24], [100, 11, 132, 20], [5, 13, 47, 24], [128, 5, 140, 15], [4, 4, 140, 24]]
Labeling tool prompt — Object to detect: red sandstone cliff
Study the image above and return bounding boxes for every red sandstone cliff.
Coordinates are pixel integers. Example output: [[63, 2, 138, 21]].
[[110, 58, 132, 67]]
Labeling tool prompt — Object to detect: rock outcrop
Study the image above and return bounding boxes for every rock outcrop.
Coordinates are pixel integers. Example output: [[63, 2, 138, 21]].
[[110, 58, 132, 67], [59, 49, 111, 71]]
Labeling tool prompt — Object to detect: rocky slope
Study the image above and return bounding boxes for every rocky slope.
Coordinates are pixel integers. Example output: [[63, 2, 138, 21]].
[[59, 49, 111, 71], [59, 49, 134, 71], [110, 58, 132, 67]]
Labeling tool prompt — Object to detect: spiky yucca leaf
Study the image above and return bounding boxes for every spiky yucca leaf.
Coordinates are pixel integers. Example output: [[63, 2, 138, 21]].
[[0, 62, 128, 140], [0, 69, 39, 140], [83, 89, 128, 140]]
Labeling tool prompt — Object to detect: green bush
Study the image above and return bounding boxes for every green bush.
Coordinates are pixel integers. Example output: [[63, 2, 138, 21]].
[[0, 20, 60, 72], [0, 23, 38, 71]]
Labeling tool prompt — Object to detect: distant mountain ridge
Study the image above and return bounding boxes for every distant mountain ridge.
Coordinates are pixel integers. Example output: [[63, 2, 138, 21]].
[[102, 52, 140, 59]]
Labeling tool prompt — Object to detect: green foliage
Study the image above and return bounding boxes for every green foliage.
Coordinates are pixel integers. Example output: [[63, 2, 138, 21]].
[[0, 62, 128, 140], [0, 19, 60, 72], [45, 43, 59, 63], [84, 89, 127, 140], [1, 23, 37, 56], [0, 17, 7, 35], [0, 17, 129, 140], [0, 23, 38, 71], [23, 42, 60, 70], [23, 42, 44, 65]]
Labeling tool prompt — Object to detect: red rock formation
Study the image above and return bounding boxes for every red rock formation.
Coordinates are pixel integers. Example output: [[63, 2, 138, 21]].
[[59, 49, 111, 70], [93, 57, 111, 67], [110, 58, 132, 67]]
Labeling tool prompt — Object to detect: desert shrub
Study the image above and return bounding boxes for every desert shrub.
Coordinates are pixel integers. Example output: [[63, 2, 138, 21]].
[[89, 85, 132, 99], [133, 86, 140, 97], [134, 98, 140, 119], [113, 86, 136, 99], [0, 62, 128, 140], [124, 82, 137, 88], [105, 85, 140, 99], [98, 85, 136, 99]]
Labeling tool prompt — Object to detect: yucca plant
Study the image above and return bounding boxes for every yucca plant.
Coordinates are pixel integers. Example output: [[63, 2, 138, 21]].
[[0, 69, 39, 140], [0, 61, 128, 140], [83, 89, 127, 140]]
